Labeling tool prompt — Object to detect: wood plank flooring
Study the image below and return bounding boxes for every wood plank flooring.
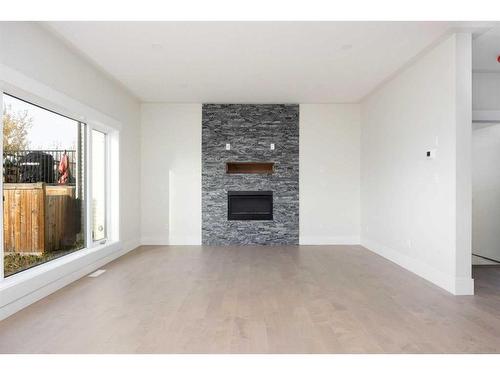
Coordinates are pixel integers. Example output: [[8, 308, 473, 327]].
[[0, 245, 500, 353]]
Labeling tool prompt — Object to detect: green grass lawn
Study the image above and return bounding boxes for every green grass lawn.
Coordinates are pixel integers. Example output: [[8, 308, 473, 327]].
[[4, 250, 78, 277]]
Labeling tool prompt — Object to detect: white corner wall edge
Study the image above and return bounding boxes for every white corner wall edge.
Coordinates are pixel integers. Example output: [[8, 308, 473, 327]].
[[0, 239, 140, 321], [299, 236, 360, 245], [361, 238, 474, 295]]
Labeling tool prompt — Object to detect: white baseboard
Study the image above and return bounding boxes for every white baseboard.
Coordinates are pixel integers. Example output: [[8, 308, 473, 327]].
[[455, 276, 475, 295], [141, 236, 169, 246], [141, 236, 201, 246], [0, 239, 140, 321], [168, 236, 202, 245], [143, 236, 359, 246], [300, 236, 360, 245], [472, 254, 498, 265], [361, 238, 474, 295], [123, 239, 141, 251], [473, 110, 500, 122]]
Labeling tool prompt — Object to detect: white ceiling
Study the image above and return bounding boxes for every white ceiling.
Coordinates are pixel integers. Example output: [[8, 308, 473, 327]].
[[43, 21, 492, 103]]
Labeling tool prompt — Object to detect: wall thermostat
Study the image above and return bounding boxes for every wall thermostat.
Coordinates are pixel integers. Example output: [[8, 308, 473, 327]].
[[426, 149, 436, 159]]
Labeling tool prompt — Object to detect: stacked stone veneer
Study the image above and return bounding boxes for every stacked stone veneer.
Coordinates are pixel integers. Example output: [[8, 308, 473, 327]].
[[202, 104, 299, 245]]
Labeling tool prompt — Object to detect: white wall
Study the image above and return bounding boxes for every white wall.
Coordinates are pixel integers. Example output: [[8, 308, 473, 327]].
[[0, 22, 141, 319], [0, 22, 141, 251], [472, 123, 500, 264], [140, 104, 202, 245], [473, 72, 500, 110], [140, 103, 361, 246], [299, 104, 360, 244], [360, 33, 473, 295]]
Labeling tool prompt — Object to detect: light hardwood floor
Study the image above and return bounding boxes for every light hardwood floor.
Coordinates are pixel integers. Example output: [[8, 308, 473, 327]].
[[1, 245, 500, 353]]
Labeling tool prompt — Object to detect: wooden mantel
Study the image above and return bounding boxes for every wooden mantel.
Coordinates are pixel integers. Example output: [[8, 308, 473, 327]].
[[226, 162, 275, 174]]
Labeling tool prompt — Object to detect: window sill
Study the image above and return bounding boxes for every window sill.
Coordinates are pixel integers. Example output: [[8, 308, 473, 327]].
[[0, 240, 126, 320], [2, 241, 114, 288]]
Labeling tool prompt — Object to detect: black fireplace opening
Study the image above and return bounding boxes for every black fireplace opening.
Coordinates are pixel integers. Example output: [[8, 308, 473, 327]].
[[227, 191, 273, 220]]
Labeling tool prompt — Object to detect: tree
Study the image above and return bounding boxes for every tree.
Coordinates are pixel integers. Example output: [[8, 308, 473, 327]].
[[3, 104, 32, 152]]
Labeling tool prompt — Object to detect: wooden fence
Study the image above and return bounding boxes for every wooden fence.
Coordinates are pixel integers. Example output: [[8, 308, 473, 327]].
[[3, 183, 80, 254], [45, 185, 79, 251], [3, 183, 45, 253]]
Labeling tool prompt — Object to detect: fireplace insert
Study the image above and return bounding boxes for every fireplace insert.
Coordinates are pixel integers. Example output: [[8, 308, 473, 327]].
[[227, 191, 273, 220]]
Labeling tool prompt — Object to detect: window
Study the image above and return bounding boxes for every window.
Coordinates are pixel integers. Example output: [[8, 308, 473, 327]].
[[1, 88, 116, 280], [91, 129, 106, 242], [2, 94, 86, 276]]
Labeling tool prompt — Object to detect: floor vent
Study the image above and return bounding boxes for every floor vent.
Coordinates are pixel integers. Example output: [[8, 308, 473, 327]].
[[88, 269, 106, 278]]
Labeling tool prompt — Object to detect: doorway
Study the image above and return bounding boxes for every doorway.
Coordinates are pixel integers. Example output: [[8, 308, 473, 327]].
[[472, 122, 500, 265]]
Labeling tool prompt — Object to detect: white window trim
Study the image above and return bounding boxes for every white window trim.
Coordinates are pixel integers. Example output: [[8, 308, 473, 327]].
[[88, 126, 118, 246], [0, 64, 122, 320], [0, 89, 3, 281]]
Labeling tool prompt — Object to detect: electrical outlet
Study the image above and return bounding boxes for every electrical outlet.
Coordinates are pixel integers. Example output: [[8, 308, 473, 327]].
[[225, 143, 231, 150], [270, 143, 275, 150]]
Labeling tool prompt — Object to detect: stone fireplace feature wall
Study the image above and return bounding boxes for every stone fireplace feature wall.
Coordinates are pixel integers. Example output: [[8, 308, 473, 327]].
[[202, 104, 299, 245]]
